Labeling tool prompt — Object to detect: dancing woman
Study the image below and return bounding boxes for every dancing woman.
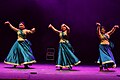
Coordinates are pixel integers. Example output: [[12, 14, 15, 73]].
[[48, 24, 80, 70], [96, 22, 119, 71], [4, 21, 36, 68]]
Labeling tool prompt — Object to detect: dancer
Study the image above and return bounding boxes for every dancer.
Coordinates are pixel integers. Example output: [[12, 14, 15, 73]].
[[48, 24, 80, 70], [4, 21, 36, 68], [96, 22, 119, 71]]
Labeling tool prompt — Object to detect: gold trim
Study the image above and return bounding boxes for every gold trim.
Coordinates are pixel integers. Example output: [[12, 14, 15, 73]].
[[97, 60, 114, 64], [74, 61, 81, 65], [59, 39, 69, 43], [4, 61, 20, 65], [56, 61, 81, 68], [97, 60, 116, 68], [4, 60, 36, 65]]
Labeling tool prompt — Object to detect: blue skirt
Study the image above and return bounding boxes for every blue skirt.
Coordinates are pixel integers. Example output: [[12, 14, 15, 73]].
[[56, 42, 80, 68], [4, 39, 36, 65], [97, 44, 116, 68]]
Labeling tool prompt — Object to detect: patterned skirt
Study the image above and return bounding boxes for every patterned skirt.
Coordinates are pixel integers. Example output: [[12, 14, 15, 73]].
[[97, 44, 116, 68], [4, 39, 36, 65], [56, 42, 80, 68]]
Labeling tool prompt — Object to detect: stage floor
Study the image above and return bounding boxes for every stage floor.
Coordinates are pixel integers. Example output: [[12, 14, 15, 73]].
[[0, 63, 120, 80]]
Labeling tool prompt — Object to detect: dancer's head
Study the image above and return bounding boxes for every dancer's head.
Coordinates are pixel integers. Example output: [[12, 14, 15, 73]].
[[101, 26, 106, 34], [61, 24, 67, 31], [19, 22, 25, 30]]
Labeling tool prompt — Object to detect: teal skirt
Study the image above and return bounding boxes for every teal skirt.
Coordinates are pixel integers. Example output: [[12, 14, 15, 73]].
[[97, 44, 116, 68], [56, 42, 80, 68], [4, 39, 36, 65]]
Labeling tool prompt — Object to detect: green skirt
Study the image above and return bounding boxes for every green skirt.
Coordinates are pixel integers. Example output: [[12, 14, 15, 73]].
[[4, 39, 36, 65], [56, 42, 80, 68]]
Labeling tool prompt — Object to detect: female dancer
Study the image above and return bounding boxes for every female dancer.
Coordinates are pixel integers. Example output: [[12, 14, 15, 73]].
[[96, 22, 119, 71], [48, 24, 80, 70], [4, 21, 36, 68]]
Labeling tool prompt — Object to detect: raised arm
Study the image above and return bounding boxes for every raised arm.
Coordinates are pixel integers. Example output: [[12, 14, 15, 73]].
[[25, 28, 35, 34], [64, 24, 70, 33], [5, 21, 19, 32], [96, 22, 102, 38], [48, 24, 61, 33], [107, 25, 119, 35]]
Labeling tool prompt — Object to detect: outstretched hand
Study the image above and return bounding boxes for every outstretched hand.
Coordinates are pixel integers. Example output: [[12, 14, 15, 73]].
[[5, 21, 10, 24], [31, 28, 35, 31], [48, 24, 53, 28], [96, 22, 101, 26], [114, 25, 119, 28]]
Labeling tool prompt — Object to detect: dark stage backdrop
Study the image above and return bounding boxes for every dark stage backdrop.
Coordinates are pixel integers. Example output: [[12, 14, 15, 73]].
[[0, 0, 120, 65]]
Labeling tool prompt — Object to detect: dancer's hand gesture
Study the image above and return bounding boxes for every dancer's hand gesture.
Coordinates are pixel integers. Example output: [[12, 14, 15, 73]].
[[114, 25, 119, 28], [96, 22, 101, 26], [48, 24, 53, 28], [5, 21, 10, 24]]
